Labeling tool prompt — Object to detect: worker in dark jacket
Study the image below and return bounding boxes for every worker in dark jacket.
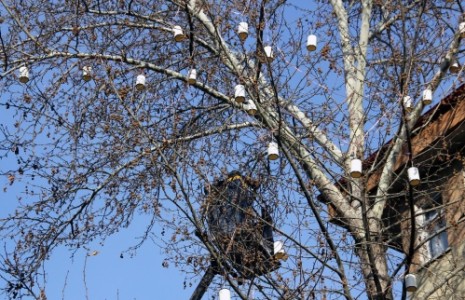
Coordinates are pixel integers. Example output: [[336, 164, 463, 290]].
[[190, 171, 287, 300], [204, 171, 281, 279]]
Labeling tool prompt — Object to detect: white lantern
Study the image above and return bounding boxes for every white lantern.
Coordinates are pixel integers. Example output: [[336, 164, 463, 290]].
[[135, 74, 146, 91], [405, 274, 417, 292], [268, 142, 279, 160], [408, 167, 420, 186], [219, 288, 231, 300], [459, 22, 465, 38], [237, 22, 249, 41], [18, 66, 29, 83], [306, 34, 317, 51], [188, 68, 197, 84], [350, 159, 362, 178], [403, 96, 413, 112], [273, 241, 288, 260], [246, 100, 257, 115], [234, 84, 246, 103], [422, 89, 432, 105], [173, 25, 186, 42], [82, 66, 92, 82], [258, 46, 274, 63], [264, 45, 274, 62], [449, 59, 461, 74]]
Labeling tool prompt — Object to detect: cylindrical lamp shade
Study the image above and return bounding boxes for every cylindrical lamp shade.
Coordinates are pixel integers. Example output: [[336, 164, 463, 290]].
[[268, 142, 279, 160], [422, 89, 432, 105], [405, 274, 417, 292], [306, 34, 317, 51], [234, 84, 246, 103], [219, 288, 231, 300], [459, 22, 465, 38], [264, 46, 274, 62], [450, 60, 461, 74], [403, 96, 413, 112], [246, 100, 257, 115], [173, 25, 186, 42], [273, 241, 288, 260], [237, 22, 249, 41], [408, 167, 420, 186], [350, 159, 363, 178], [135, 74, 146, 91], [82, 66, 92, 82], [19, 66, 29, 83], [188, 68, 197, 84]]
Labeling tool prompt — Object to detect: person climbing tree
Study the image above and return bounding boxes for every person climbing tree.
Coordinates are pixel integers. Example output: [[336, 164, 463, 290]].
[[190, 171, 284, 299]]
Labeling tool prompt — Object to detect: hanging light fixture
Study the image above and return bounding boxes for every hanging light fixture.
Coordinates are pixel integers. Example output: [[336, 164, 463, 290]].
[[246, 100, 257, 115], [237, 22, 249, 41], [18, 66, 29, 83], [219, 288, 231, 300], [234, 84, 246, 103], [268, 142, 279, 160], [306, 34, 317, 51], [264, 45, 274, 62], [173, 25, 186, 42], [273, 241, 288, 260], [408, 167, 420, 186], [405, 274, 418, 292], [135, 74, 146, 91], [449, 59, 461, 73], [188, 68, 197, 84], [82, 66, 92, 82], [422, 89, 432, 105], [403, 96, 413, 112], [459, 22, 465, 38], [350, 159, 363, 178]]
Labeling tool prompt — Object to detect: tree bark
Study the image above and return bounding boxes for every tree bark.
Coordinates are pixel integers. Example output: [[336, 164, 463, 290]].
[[356, 242, 393, 300]]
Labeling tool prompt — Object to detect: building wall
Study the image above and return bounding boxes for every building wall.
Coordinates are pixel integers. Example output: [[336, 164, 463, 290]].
[[409, 166, 465, 299], [411, 243, 465, 299]]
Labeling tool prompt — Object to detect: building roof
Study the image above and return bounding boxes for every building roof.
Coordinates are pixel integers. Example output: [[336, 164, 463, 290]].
[[321, 84, 465, 237], [365, 84, 465, 192]]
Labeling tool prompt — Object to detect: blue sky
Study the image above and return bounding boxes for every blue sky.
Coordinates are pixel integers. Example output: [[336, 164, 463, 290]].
[[44, 223, 195, 300], [1, 187, 196, 300], [0, 104, 196, 299]]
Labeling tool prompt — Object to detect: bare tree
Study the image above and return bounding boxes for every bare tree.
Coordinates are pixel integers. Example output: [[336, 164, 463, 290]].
[[0, 0, 464, 299]]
